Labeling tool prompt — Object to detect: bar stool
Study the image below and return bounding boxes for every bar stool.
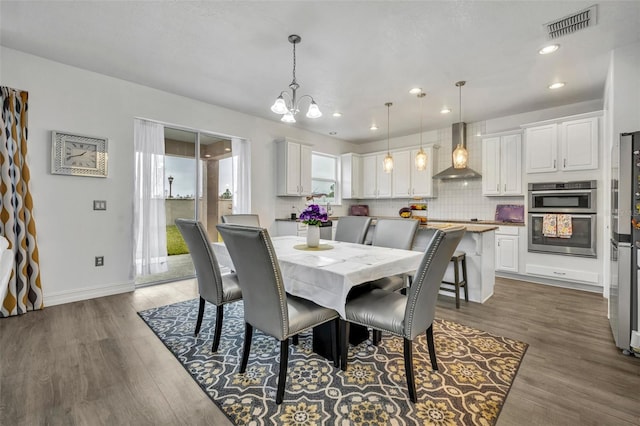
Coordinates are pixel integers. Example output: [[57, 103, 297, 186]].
[[440, 251, 468, 308]]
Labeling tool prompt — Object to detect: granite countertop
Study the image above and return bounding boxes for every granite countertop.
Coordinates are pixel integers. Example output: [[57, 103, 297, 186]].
[[427, 218, 525, 227]]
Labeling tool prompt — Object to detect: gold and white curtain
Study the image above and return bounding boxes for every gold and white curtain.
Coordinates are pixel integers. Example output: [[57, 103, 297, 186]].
[[0, 86, 43, 317]]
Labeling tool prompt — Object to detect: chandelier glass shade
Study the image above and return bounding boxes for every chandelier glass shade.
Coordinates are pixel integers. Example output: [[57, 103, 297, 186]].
[[415, 91, 427, 171], [270, 35, 322, 123], [383, 102, 394, 173], [453, 80, 468, 169]]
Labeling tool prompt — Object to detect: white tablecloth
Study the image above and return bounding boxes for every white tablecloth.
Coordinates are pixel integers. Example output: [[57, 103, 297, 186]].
[[212, 236, 423, 317]]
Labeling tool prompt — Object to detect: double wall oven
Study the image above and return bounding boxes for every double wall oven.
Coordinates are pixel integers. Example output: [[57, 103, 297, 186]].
[[528, 180, 597, 257]]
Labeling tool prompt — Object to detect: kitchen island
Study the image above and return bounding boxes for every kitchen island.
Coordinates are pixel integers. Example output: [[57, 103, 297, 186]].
[[366, 218, 498, 304]]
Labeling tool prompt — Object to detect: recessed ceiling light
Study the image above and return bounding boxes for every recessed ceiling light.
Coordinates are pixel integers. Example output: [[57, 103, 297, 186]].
[[224, 147, 231, 152], [204, 154, 211, 158], [539, 44, 560, 55], [440, 107, 451, 114], [476, 132, 482, 137], [548, 82, 565, 90], [409, 87, 422, 95], [370, 124, 378, 130], [329, 131, 337, 135], [332, 112, 342, 117]]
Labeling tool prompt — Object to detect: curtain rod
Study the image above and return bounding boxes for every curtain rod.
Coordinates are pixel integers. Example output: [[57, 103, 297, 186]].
[[134, 116, 242, 141]]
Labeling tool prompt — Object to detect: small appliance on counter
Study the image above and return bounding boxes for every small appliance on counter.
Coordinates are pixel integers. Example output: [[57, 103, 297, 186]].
[[495, 204, 524, 223], [349, 204, 369, 216]]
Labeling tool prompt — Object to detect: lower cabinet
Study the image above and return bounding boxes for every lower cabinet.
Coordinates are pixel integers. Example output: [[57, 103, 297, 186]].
[[495, 227, 519, 273], [524, 264, 599, 285], [276, 221, 308, 237]]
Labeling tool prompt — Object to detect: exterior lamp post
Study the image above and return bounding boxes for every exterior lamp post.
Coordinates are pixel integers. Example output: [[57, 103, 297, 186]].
[[168, 175, 174, 198]]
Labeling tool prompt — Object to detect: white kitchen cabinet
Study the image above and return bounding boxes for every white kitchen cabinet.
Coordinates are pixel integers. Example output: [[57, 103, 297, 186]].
[[392, 150, 411, 198], [392, 147, 437, 198], [482, 132, 522, 196], [560, 117, 598, 171], [495, 226, 519, 273], [362, 153, 391, 198], [341, 153, 363, 199], [524, 114, 599, 174], [276, 138, 312, 196], [525, 124, 557, 173], [276, 221, 308, 237]]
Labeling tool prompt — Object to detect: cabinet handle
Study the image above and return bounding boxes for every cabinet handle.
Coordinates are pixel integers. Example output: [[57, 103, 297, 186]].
[[564, 158, 567, 168], [497, 184, 499, 191], [552, 271, 566, 275], [553, 160, 556, 169]]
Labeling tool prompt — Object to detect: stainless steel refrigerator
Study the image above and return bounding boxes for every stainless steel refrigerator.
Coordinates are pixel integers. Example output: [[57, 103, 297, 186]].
[[610, 131, 640, 352]]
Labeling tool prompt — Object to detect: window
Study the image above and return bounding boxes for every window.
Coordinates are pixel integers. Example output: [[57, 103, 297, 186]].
[[311, 153, 339, 205]]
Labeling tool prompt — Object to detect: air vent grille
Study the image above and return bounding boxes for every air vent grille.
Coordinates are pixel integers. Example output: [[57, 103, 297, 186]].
[[545, 5, 597, 39]]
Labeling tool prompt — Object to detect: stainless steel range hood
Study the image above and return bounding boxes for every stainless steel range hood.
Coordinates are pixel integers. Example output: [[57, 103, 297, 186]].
[[433, 122, 482, 179]]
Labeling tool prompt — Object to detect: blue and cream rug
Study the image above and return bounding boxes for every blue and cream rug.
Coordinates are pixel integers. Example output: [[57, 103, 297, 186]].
[[138, 299, 527, 425]]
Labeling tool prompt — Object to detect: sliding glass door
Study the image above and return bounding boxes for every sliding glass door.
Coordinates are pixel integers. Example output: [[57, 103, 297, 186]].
[[135, 125, 233, 286]]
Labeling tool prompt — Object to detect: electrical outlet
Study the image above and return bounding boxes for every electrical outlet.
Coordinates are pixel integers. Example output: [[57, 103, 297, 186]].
[[93, 200, 107, 210], [95, 256, 104, 267]]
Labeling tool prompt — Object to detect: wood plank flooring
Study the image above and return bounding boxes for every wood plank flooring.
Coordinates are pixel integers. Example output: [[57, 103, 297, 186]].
[[1, 277, 638, 425]]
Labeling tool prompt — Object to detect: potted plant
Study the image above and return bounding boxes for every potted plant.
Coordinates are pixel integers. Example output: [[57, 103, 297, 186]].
[[299, 204, 328, 247]]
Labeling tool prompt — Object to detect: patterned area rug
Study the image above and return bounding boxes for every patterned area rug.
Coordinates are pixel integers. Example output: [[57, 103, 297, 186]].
[[138, 299, 527, 425]]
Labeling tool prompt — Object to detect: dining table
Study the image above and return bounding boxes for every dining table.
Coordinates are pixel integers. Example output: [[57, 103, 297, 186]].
[[212, 235, 424, 360]]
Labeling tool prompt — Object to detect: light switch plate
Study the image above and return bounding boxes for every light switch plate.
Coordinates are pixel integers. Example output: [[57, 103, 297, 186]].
[[95, 256, 104, 267], [93, 200, 107, 210]]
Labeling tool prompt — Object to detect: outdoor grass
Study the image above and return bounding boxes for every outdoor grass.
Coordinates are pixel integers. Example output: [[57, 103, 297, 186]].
[[166, 225, 189, 255]]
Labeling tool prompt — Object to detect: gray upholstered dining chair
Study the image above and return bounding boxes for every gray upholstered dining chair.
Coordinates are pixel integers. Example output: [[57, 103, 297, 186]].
[[175, 219, 242, 353], [368, 218, 420, 293], [334, 216, 372, 244], [339, 226, 465, 403], [220, 214, 261, 227], [216, 223, 340, 405]]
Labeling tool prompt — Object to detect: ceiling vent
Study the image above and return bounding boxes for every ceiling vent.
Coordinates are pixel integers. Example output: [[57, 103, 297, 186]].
[[545, 5, 597, 39]]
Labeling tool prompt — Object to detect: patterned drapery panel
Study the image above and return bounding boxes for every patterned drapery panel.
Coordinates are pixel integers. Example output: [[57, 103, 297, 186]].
[[0, 87, 43, 317]]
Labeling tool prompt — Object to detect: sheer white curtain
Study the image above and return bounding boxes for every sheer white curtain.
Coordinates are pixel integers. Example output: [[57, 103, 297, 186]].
[[133, 119, 168, 276], [231, 137, 251, 214]]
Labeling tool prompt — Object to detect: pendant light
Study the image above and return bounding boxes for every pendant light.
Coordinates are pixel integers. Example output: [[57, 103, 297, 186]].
[[383, 102, 394, 173], [414, 91, 428, 171], [452, 81, 469, 169]]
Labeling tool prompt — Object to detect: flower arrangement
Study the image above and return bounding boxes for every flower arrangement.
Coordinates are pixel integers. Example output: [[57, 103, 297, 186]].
[[299, 204, 328, 226]]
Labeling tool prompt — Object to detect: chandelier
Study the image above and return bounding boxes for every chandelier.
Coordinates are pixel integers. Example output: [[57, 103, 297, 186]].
[[452, 81, 469, 168], [383, 102, 394, 173], [270, 34, 322, 123], [415, 91, 428, 171]]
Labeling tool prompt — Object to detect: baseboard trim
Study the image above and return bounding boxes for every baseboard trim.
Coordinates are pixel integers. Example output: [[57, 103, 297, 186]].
[[44, 281, 135, 307], [496, 272, 603, 294]]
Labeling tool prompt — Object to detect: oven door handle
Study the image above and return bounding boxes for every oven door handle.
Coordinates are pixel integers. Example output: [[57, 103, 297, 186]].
[[530, 213, 593, 218], [530, 189, 593, 195]]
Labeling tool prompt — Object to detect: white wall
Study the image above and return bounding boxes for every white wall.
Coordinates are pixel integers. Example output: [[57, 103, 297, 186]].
[[1, 47, 357, 306]]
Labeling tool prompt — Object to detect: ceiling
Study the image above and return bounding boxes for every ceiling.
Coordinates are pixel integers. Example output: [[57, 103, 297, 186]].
[[2, 1, 639, 144]]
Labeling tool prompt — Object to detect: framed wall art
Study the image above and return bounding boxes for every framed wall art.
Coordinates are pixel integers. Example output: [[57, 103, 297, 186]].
[[51, 131, 108, 177]]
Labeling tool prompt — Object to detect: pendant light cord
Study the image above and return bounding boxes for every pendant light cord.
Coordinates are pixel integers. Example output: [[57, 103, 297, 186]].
[[386, 102, 392, 154], [419, 92, 424, 148], [291, 41, 297, 86]]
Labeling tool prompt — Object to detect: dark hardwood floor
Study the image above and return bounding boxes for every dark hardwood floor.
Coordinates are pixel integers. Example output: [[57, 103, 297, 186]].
[[1, 277, 638, 425]]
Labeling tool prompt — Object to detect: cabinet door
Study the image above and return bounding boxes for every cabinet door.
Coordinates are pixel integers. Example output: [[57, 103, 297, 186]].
[[392, 150, 411, 198], [496, 235, 518, 272], [285, 142, 301, 195], [299, 144, 313, 196], [526, 124, 557, 173], [411, 147, 434, 197], [341, 154, 362, 199], [560, 117, 598, 171], [482, 136, 501, 195], [501, 134, 522, 195], [376, 154, 392, 198], [362, 155, 378, 198]]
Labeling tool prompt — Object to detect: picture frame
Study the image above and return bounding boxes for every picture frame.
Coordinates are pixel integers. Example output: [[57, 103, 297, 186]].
[[51, 131, 108, 177]]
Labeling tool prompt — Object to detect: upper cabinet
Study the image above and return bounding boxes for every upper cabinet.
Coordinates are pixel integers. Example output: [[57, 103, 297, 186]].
[[392, 147, 437, 198], [523, 113, 599, 174], [482, 132, 522, 196], [341, 153, 363, 199], [362, 153, 392, 198], [275, 138, 312, 196]]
